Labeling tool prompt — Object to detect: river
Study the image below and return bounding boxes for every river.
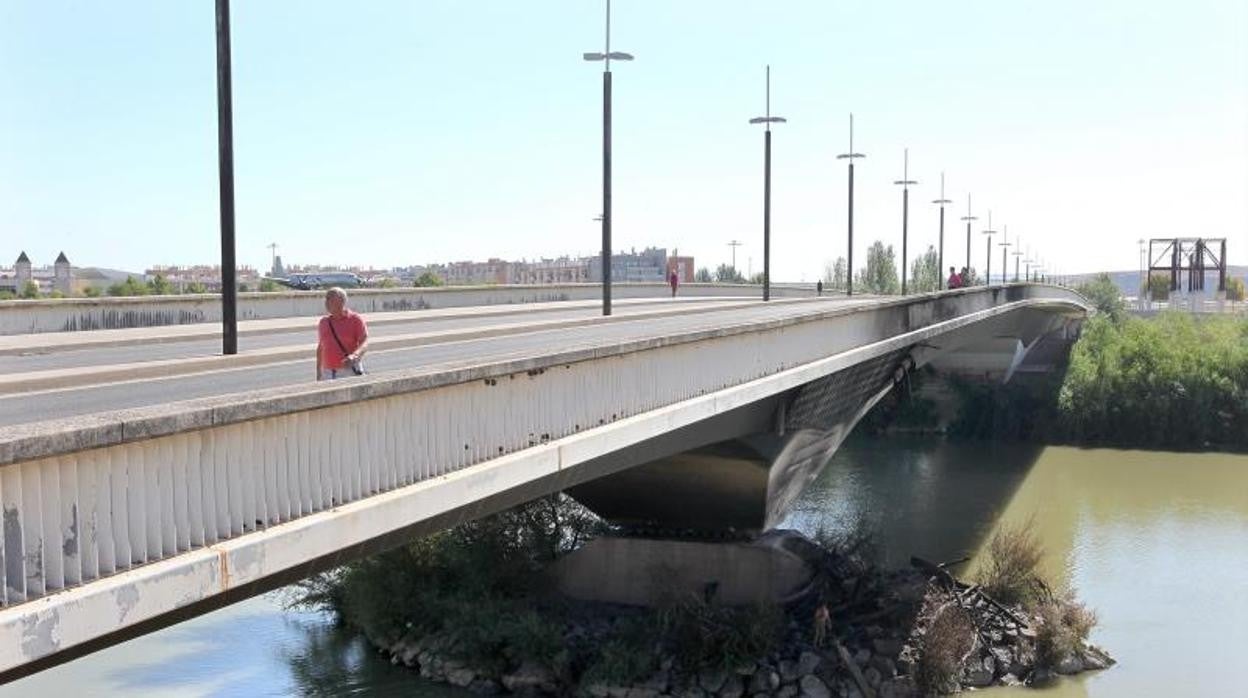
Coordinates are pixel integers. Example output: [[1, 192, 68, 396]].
[[3, 438, 1245, 696]]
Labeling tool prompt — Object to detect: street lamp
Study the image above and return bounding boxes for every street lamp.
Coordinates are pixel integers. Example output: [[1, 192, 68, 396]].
[[960, 194, 977, 282], [583, 0, 634, 316], [1012, 235, 1024, 283], [893, 149, 918, 294], [1137, 238, 1146, 307], [214, 0, 238, 355], [999, 225, 1012, 285], [749, 65, 786, 302], [932, 173, 952, 289], [982, 210, 997, 286], [727, 239, 743, 277], [836, 114, 866, 296]]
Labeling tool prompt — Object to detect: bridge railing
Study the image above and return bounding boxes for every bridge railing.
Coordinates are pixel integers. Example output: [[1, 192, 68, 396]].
[[0, 283, 816, 336], [0, 284, 1088, 673]]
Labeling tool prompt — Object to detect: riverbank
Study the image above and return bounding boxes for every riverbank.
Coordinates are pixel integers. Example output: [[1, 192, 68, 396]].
[[294, 496, 1112, 696], [864, 311, 1248, 452]]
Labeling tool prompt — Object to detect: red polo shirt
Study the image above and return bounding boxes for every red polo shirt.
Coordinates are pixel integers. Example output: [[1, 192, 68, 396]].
[[318, 310, 367, 370]]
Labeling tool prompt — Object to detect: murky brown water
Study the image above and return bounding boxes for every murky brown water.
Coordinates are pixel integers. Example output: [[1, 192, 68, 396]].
[[4, 438, 1245, 696], [784, 439, 1248, 697]]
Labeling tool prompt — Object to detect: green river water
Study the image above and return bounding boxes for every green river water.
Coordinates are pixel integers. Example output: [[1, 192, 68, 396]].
[[3, 437, 1245, 696]]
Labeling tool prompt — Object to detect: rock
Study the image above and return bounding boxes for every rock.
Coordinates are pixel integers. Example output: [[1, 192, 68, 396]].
[[962, 656, 994, 687], [989, 647, 1013, 671], [797, 651, 823, 677], [468, 679, 502, 695], [852, 649, 871, 667], [1081, 645, 1115, 671], [640, 670, 670, 693], [877, 677, 918, 698], [999, 673, 1023, 687], [863, 667, 882, 688], [699, 669, 729, 694], [501, 661, 557, 693], [779, 660, 801, 683], [868, 655, 895, 678], [865, 625, 884, 639], [871, 638, 903, 657], [1027, 667, 1057, 687], [748, 669, 780, 694], [625, 689, 660, 698], [1055, 653, 1084, 675], [734, 662, 758, 676], [718, 676, 745, 698], [447, 667, 477, 688], [799, 674, 831, 698], [776, 684, 799, 698], [585, 684, 611, 698], [676, 688, 707, 698]]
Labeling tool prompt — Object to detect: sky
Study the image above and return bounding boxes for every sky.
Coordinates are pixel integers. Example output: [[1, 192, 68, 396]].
[[1, 0, 1246, 280]]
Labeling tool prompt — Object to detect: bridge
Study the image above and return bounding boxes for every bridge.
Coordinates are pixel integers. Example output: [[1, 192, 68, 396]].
[[0, 284, 1088, 679]]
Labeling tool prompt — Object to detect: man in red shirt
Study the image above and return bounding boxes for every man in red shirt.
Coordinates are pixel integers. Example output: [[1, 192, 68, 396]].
[[316, 287, 369, 380], [947, 266, 962, 290]]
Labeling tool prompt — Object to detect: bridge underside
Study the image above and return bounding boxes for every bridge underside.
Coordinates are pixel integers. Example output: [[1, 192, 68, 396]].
[[568, 306, 1077, 532], [0, 287, 1088, 681]]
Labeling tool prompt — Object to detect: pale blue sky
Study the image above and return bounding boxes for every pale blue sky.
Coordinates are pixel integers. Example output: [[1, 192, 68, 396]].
[[2, 1, 1245, 279]]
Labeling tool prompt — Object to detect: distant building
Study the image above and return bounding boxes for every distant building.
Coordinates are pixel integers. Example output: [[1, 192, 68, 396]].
[[443, 259, 515, 286], [515, 257, 589, 284], [667, 254, 695, 283], [587, 247, 669, 283], [1, 251, 77, 295]]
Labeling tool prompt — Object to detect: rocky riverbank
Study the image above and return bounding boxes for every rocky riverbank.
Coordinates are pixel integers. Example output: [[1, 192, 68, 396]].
[[362, 533, 1112, 696]]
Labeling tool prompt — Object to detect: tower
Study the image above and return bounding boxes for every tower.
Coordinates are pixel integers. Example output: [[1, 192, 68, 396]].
[[54, 252, 72, 295]]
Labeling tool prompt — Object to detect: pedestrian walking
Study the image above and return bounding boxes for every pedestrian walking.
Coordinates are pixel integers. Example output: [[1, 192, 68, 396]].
[[669, 270, 679, 297], [316, 287, 369, 380]]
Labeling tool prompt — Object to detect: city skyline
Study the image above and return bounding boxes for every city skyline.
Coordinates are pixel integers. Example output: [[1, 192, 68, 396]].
[[2, 1, 1245, 280]]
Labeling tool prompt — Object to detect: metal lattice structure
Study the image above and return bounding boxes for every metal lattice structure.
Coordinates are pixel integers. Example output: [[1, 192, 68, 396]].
[[1148, 238, 1228, 293]]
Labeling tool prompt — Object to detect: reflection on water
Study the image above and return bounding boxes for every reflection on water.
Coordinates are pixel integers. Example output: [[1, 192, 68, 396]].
[[784, 438, 1248, 697], [0, 592, 456, 697], [3, 438, 1244, 697]]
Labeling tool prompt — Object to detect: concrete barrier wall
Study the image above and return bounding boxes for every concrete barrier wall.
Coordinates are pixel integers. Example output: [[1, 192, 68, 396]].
[[0, 283, 816, 336], [0, 285, 1089, 673]]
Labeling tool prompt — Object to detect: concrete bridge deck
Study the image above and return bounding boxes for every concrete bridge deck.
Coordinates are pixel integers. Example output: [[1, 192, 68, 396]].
[[0, 285, 1089, 679]]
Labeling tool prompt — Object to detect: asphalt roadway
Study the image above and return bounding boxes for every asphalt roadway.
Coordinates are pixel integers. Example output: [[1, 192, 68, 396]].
[[0, 296, 871, 429]]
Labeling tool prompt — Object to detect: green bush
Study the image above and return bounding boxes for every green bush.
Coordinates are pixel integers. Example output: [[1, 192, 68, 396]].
[[1227, 277, 1245, 302], [1148, 273, 1171, 301], [1075, 273, 1125, 323], [1058, 313, 1248, 450], [20, 280, 40, 299], [414, 272, 444, 287], [107, 276, 149, 297]]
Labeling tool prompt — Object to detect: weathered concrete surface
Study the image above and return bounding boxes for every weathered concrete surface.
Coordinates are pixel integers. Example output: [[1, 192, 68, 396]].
[[552, 537, 813, 606], [0, 283, 817, 336], [0, 284, 1089, 678], [0, 297, 796, 395]]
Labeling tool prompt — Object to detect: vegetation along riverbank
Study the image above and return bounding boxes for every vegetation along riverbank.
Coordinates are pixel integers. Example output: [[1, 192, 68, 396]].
[[292, 496, 1112, 696]]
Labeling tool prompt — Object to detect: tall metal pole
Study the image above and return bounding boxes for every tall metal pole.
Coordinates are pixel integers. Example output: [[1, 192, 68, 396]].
[[215, 0, 238, 355], [933, 173, 951, 288], [583, 0, 633, 316], [960, 194, 977, 283], [982, 211, 996, 286], [728, 239, 742, 274], [764, 129, 771, 301], [894, 149, 918, 294], [836, 114, 865, 296], [999, 225, 1011, 285], [749, 66, 786, 302], [602, 69, 613, 315]]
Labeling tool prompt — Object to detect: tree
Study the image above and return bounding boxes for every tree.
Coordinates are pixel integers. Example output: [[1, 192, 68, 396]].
[[184, 282, 208, 294], [909, 246, 941, 293], [747, 272, 766, 285], [0, 291, 14, 301], [19, 280, 40, 299], [1227, 277, 1245, 303], [694, 267, 713, 283], [83, 286, 102, 298], [49, 289, 65, 299], [1147, 273, 1170, 301], [854, 241, 900, 294], [378, 277, 399, 289], [259, 278, 280, 292], [1075, 273, 1126, 323], [414, 271, 444, 287], [147, 274, 175, 295], [107, 276, 149, 297], [714, 264, 746, 284], [238, 282, 251, 292], [823, 257, 847, 291]]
